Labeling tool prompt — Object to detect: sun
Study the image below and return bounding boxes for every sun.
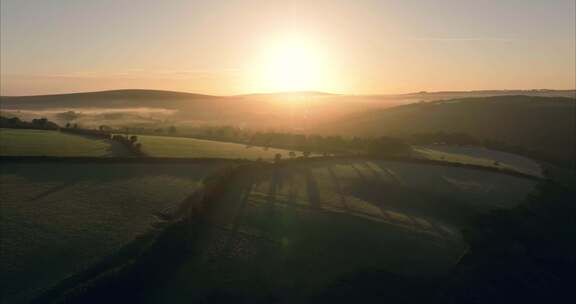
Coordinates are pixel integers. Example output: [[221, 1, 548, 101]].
[[253, 36, 327, 92]]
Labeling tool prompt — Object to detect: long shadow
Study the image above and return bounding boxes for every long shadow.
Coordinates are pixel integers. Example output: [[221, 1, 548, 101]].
[[267, 167, 281, 206], [105, 140, 132, 157], [355, 162, 402, 222], [349, 162, 368, 182], [352, 163, 467, 236], [363, 164, 429, 230], [221, 177, 256, 259], [287, 170, 297, 206], [344, 163, 430, 230], [264, 167, 282, 235], [362, 161, 388, 183], [326, 167, 350, 213], [302, 167, 321, 210]]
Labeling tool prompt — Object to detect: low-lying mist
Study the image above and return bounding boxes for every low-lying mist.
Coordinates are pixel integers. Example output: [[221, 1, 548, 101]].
[[1, 108, 179, 129]]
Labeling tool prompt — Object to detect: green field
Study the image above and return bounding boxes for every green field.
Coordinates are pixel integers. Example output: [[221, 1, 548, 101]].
[[137, 134, 294, 160], [0, 155, 539, 303], [152, 158, 538, 302], [0, 161, 230, 304], [415, 145, 543, 177], [0, 128, 113, 157]]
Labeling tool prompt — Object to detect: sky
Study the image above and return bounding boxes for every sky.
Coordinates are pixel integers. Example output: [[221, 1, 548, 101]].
[[1, 0, 575, 96]]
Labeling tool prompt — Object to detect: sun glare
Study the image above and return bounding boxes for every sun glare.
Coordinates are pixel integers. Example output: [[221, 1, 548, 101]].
[[253, 36, 328, 92]]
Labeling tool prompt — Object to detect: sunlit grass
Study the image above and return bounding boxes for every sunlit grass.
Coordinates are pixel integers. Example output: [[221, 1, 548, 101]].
[[0, 128, 111, 157]]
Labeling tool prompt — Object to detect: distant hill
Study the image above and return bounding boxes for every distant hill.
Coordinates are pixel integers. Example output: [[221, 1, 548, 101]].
[[2, 89, 574, 129], [0, 89, 222, 110], [2, 88, 573, 110], [318, 95, 575, 166], [0, 89, 392, 130]]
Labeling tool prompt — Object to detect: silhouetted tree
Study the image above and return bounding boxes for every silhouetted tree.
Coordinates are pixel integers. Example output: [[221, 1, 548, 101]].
[[274, 153, 282, 163]]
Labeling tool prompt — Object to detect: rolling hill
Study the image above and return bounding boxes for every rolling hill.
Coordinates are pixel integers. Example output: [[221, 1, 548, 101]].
[[2, 91, 574, 166], [319, 95, 575, 166], [1, 89, 574, 131]]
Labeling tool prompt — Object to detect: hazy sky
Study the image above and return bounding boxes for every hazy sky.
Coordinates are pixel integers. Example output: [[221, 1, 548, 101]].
[[1, 0, 574, 95]]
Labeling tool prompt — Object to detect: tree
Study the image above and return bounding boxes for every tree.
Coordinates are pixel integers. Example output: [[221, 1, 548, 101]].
[[274, 153, 282, 164], [98, 125, 112, 132]]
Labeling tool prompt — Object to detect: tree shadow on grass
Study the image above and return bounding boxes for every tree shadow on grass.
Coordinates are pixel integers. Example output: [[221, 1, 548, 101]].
[[302, 167, 321, 210], [326, 166, 351, 213], [104, 140, 132, 157]]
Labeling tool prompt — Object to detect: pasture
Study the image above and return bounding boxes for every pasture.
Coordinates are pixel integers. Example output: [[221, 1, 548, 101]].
[[415, 145, 543, 177], [137, 134, 294, 160], [0, 161, 230, 304], [151, 158, 538, 302], [0, 128, 115, 157]]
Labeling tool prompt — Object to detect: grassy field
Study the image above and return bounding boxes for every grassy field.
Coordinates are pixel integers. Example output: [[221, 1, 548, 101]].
[[0, 161, 230, 304], [151, 158, 537, 302], [0, 128, 114, 157], [137, 134, 294, 160], [415, 145, 543, 177]]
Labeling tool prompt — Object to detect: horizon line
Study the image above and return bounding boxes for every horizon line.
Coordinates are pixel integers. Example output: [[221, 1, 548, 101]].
[[2, 87, 575, 98]]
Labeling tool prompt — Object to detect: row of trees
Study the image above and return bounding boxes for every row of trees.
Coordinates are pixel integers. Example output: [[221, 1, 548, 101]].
[[408, 131, 479, 145], [0, 116, 59, 130], [99, 124, 413, 157], [246, 133, 412, 157], [111, 134, 142, 155], [61, 124, 111, 139], [61, 124, 143, 156]]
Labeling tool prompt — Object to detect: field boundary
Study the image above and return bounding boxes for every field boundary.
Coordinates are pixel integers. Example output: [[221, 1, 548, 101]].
[[0, 154, 545, 180], [276, 155, 546, 181]]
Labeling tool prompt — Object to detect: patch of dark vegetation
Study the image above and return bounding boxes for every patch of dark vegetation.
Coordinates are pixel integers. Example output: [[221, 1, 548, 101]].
[[447, 180, 576, 303], [315, 178, 576, 304], [61, 126, 145, 156], [0, 116, 59, 130], [60, 126, 110, 139], [313, 270, 442, 304]]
